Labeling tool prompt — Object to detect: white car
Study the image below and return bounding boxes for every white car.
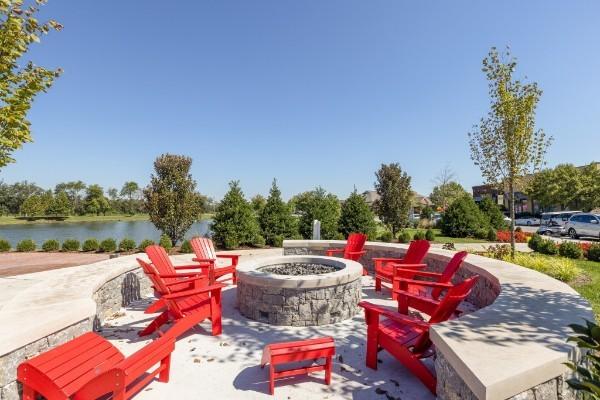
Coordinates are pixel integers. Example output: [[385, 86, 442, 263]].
[[515, 217, 540, 226]]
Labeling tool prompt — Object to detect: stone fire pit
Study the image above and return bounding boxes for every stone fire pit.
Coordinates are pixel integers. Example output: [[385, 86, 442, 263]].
[[236, 255, 363, 326]]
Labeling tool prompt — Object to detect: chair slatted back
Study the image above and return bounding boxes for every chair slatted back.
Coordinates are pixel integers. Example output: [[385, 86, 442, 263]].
[[344, 233, 367, 260], [190, 237, 217, 261], [403, 240, 430, 264], [145, 245, 177, 276], [137, 258, 170, 295], [431, 251, 468, 299]]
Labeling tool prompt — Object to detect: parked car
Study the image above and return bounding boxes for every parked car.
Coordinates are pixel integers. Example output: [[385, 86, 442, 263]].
[[515, 217, 540, 226], [540, 211, 582, 231], [537, 220, 563, 236], [563, 213, 600, 239]]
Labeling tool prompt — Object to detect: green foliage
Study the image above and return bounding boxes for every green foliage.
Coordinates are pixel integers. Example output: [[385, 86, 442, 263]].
[[20, 194, 45, 216], [378, 230, 393, 242], [82, 238, 99, 252], [0, 181, 43, 214], [338, 188, 377, 239], [120, 181, 140, 215], [504, 253, 579, 282], [440, 195, 488, 238], [259, 179, 298, 246], [138, 239, 155, 251], [559, 241, 583, 259], [478, 197, 506, 230], [536, 238, 558, 255], [474, 228, 489, 240], [485, 244, 512, 260], [179, 240, 193, 253], [16, 239, 36, 252], [588, 244, 600, 262], [0, 239, 10, 252], [144, 154, 204, 244], [212, 181, 262, 249], [374, 163, 412, 236], [0, 0, 63, 168], [425, 228, 435, 241], [253, 235, 266, 248], [564, 320, 600, 399], [61, 239, 80, 252], [118, 238, 136, 252], [429, 181, 467, 211], [487, 227, 497, 242], [398, 231, 412, 243], [528, 233, 543, 251], [159, 234, 173, 252], [250, 195, 266, 215], [99, 238, 117, 253], [420, 205, 434, 220], [46, 191, 70, 215], [413, 230, 425, 240], [41, 239, 59, 252], [294, 187, 341, 240]]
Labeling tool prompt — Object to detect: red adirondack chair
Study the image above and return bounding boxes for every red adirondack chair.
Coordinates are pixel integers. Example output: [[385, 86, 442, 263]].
[[325, 233, 368, 275], [393, 251, 468, 315], [359, 275, 479, 394], [190, 237, 240, 284], [373, 239, 430, 296], [144, 244, 209, 313], [137, 258, 224, 339], [18, 332, 174, 400]]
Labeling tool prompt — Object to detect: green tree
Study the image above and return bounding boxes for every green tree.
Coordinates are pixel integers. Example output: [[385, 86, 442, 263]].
[[84, 184, 108, 215], [429, 182, 467, 211], [527, 168, 555, 211], [250, 194, 266, 215], [478, 197, 506, 230], [144, 154, 204, 244], [0, 180, 43, 214], [0, 0, 63, 168], [420, 205, 434, 220], [212, 181, 261, 249], [339, 187, 377, 239], [468, 47, 552, 255], [374, 163, 412, 237], [120, 181, 140, 215], [579, 163, 600, 211], [550, 164, 582, 210], [440, 195, 488, 238], [55, 181, 86, 214], [46, 190, 70, 215], [20, 194, 44, 216], [294, 187, 341, 239], [259, 179, 298, 246]]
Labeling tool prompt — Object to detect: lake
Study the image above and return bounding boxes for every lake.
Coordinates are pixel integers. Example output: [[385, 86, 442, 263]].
[[0, 220, 212, 246]]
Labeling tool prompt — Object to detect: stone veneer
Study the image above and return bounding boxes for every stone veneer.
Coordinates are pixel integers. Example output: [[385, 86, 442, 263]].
[[237, 278, 361, 326], [0, 268, 152, 400]]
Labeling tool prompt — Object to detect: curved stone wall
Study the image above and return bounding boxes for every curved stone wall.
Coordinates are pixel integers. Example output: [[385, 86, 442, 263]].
[[283, 240, 593, 400]]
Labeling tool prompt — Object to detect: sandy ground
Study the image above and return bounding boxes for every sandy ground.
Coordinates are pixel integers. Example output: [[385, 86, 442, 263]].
[[0, 252, 110, 277], [102, 275, 439, 400]]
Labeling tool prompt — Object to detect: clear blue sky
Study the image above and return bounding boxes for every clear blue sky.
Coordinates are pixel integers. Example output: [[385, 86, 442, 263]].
[[2, 1, 599, 200]]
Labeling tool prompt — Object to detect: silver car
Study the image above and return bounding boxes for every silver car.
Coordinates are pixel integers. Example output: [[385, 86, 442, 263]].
[[564, 213, 600, 239]]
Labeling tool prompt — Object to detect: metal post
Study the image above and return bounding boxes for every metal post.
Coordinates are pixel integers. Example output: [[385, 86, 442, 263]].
[[312, 220, 321, 240]]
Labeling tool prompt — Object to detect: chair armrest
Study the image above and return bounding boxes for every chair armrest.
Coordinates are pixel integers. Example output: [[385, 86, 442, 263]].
[[192, 258, 216, 264], [163, 283, 226, 300], [158, 272, 206, 278], [173, 264, 208, 270], [216, 254, 239, 259], [164, 276, 207, 287], [395, 278, 453, 289], [358, 301, 429, 329], [389, 262, 427, 269], [372, 257, 405, 262], [396, 270, 443, 279]]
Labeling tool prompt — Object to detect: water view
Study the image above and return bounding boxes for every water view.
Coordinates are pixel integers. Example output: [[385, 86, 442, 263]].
[[0, 220, 212, 246]]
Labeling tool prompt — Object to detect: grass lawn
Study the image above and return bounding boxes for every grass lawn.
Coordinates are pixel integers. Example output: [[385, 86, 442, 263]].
[[569, 258, 600, 318], [0, 213, 214, 225]]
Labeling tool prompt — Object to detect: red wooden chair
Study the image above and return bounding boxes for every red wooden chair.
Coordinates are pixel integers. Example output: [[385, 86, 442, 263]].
[[359, 275, 479, 394], [190, 237, 240, 284], [325, 232, 368, 275], [137, 258, 224, 339], [144, 244, 209, 313], [393, 251, 468, 315], [18, 332, 174, 400], [373, 239, 430, 296]]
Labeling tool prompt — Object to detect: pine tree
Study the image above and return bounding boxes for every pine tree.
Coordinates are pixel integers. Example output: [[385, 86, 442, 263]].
[[294, 187, 341, 239], [339, 188, 376, 239], [259, 179, 298, 246], [212, 181, 262, 249]]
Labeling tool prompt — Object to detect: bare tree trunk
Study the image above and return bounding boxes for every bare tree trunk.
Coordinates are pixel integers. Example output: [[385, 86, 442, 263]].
[[509, 178, 516, 257]]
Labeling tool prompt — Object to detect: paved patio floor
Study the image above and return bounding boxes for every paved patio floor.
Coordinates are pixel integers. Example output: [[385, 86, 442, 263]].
[[102, 275, 436, 400]]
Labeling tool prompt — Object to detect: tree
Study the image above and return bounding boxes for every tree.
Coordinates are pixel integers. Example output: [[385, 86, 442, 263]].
[[212, 181, 262, 249], [55, 181, 86, 214], [468, 47, 551, 255], [46, 191, 70, 215], [120, 181, 140, 215], [0, 0, 63, 168], [294, 187, 341, 240], [339, 187, 377, 239], [420, 205, 434, 220], [440, 195, 488, 238], [478, 197, 506, 230], [144, 154, 203, 244], [20, 194, 44, 216], [373, 163, 412, 237], [429, 181, 467, 211], [84, 184, 108, 215], [259, 179, 298, 246], [550, 164, 582, 210], [250, 194, 266, 215], [527, 168, 555, 211], [579, 163, 600, 211], [0, 180, 43, 214]]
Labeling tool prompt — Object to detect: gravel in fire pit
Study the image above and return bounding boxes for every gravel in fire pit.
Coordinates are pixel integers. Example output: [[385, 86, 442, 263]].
[[259, 262, 339, 276]]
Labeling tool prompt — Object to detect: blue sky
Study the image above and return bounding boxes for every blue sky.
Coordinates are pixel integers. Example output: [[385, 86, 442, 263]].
[[2, 1, 599, 200]]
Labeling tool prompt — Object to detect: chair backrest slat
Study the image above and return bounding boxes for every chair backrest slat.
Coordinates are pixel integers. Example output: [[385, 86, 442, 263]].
[[344, 233, 367, 260], [145, 245, 176, 275], [431, 251, 468, 299], [190, 237, 217, 260], [403, 240, 430, 264], [137, 258, 170, 295]]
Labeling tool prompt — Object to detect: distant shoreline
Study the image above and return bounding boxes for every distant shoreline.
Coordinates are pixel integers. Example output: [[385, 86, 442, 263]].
[[0, 213, 214, 226]]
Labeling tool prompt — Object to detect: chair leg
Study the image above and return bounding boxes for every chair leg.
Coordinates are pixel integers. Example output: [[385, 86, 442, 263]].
[[159, 354, 171, 383], [375, 276, 382, 292], [325, 356, 332, 385], [269, 364, 275, 395], [362, 267, 369, 276], [365, 329, 379, 369], [145, 298, 165, 314], [22, 385, 36, 400], [139, 311, 169, 336], [211, 291, 222, 336], [232, 271, 237, 284]]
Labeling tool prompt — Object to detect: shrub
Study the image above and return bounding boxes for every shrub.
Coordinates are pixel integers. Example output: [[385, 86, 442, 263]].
[[253, 235, 266, 248], [272, 235, 284, 247], [62, 239, 80, 252], [138, 239, 155, 251], [293, 187, 341, 240], [475, 228, 489, 240], [378, 230, 393, 243], [478, 197, 506, 230], [0, 239, 11, 252], [16, 239, 36, 252], [99, 238, 117, 253], [338, 188, 377, 239], [159, 234, 173, 252], [504, 253, 578, 282], [413, 230, 426, 240], [42, 239, 60, 252], [485, 244, 511, 260], [259, 179, 299, 245], [82, 238, 99, 252], [486, 227, 497, 242], [515, 226, 523, 233], [558, 241, 583, 259], [179, 240, 193, 253], [528, 233, 543, 251], [565, 320, 600, 397], [118, 238, 136, 252], [442, 242, 456, 251], [425, 228, 435, 241], [587, 244, 600, 262], [398, 231, 412, 243], [440, 195, 488, 238], [537, 239, 558, 255]]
